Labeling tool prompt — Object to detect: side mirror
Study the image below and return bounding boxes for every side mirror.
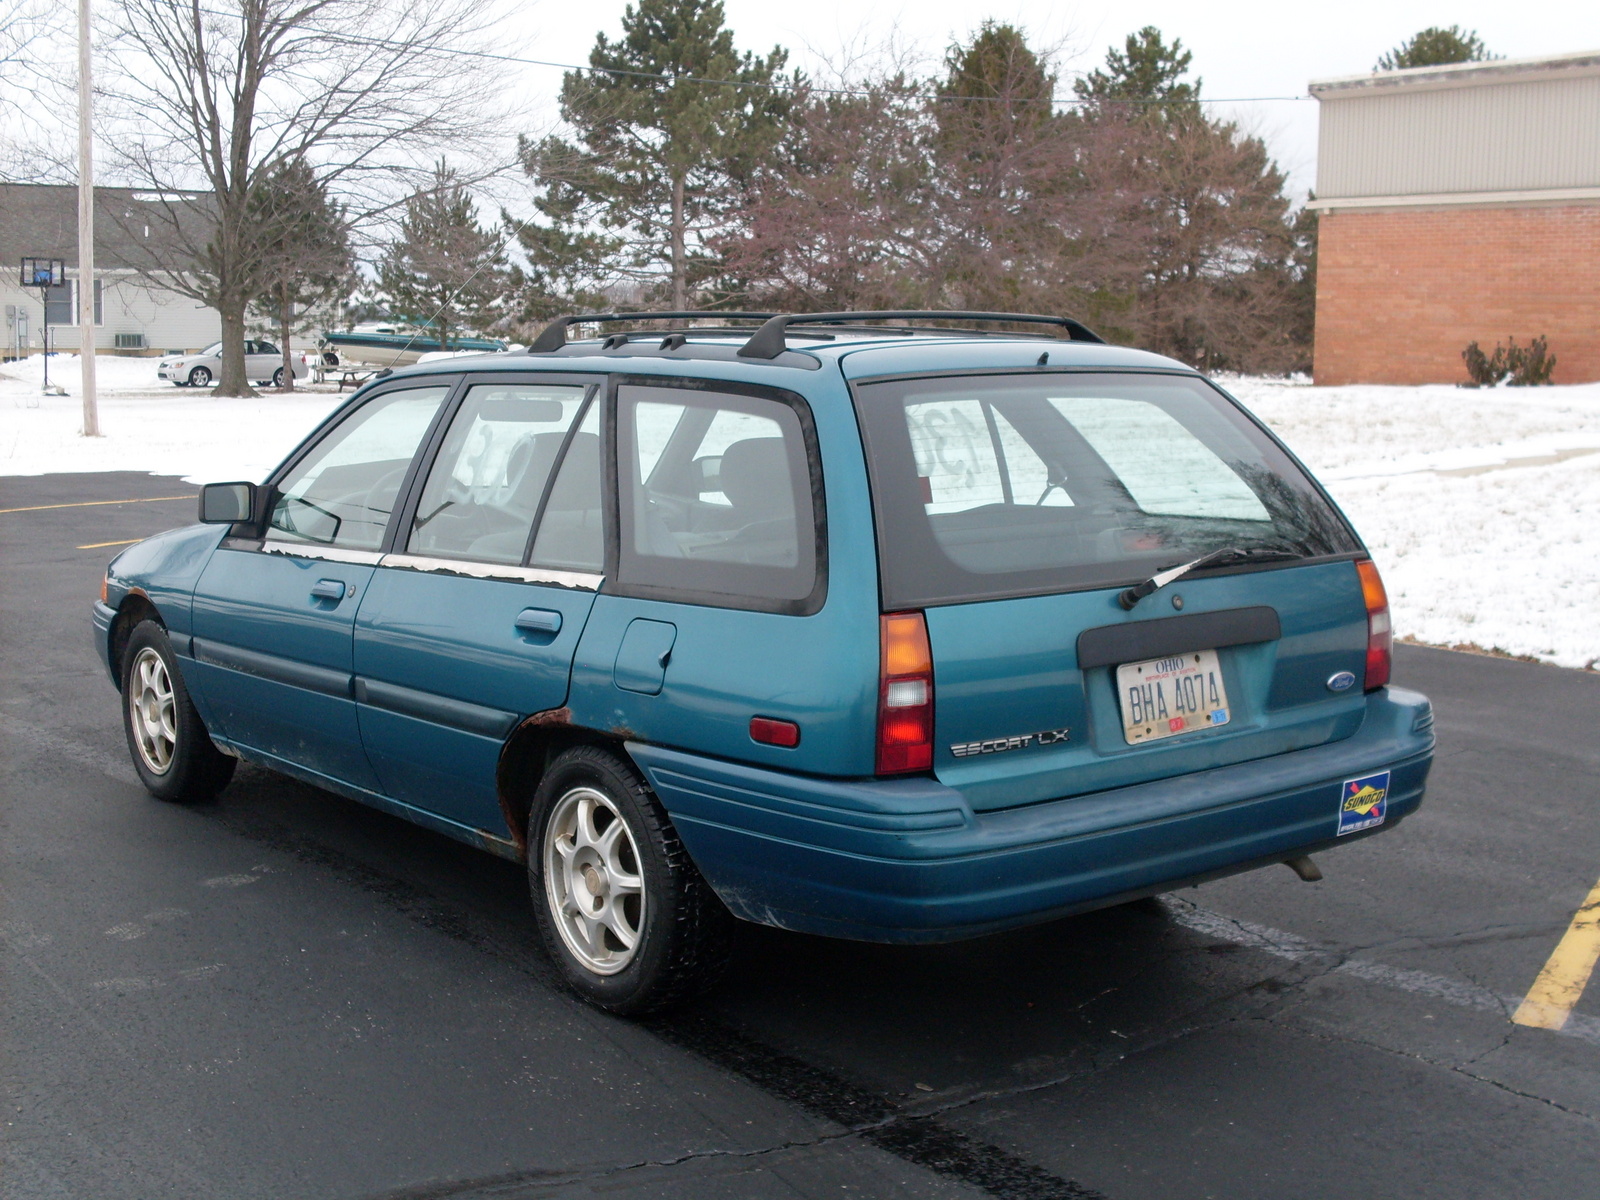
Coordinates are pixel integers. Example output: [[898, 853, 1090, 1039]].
[[199, 481, 257, 524]]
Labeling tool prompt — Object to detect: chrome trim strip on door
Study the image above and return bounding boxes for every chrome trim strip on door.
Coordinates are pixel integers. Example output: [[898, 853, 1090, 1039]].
[[377, 552, 604, 591], [192, 638, 354, 698], [261, 540, 385, 566]]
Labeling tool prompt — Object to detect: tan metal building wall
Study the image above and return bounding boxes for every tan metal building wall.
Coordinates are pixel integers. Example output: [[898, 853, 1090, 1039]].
[[1314, 55, 1600, 201]]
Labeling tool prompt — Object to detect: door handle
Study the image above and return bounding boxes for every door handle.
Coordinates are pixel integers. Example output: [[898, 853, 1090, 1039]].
[[311, 578, 346, 601], [515, 608, 562, 636]]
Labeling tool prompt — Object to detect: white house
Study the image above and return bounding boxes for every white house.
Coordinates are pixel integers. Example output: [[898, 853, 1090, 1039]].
[[1, 183, 222, 358]]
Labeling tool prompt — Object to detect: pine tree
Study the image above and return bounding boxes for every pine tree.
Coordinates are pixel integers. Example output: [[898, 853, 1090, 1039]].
[[517, 0, 793, 314], [247, 160, 354, 392], [1072, 28, 1304, 371], [1074, 26, 1199, 122], [1377, 26, 1493, 70], [378, 164, 510, 348]]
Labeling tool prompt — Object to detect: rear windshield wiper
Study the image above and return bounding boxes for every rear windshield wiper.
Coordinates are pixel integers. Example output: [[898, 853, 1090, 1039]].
[[1118, 546, 1303, 611]]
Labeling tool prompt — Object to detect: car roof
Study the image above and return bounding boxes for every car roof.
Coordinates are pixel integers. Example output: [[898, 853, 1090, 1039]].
[[370, 330, 1193, 391]]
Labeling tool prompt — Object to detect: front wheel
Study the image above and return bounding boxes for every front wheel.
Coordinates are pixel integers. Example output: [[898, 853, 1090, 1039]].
[[121, 620, 235, 802], [187, 366, 212, 387], [529, 746, 733, 1014]]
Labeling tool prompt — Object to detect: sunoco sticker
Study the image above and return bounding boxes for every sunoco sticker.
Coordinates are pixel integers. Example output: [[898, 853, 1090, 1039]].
[[1337, 770, 1390, 836]]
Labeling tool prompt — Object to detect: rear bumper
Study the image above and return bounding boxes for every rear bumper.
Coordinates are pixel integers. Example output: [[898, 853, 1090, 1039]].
[[629, 687, 1435, 943]]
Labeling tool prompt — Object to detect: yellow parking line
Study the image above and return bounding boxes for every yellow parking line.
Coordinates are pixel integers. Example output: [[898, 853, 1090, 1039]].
[[1513, 875, 1600, 1031], [78, 538, 143, 550], [0, 495, 194, 515]]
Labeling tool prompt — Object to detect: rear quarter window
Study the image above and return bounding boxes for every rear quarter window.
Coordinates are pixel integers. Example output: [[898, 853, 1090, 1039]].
[[855, 372, 1360, 607], [612, 380, 826, 614]]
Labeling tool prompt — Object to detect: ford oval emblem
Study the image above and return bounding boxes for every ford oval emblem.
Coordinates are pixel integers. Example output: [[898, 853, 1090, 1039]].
[[1326, 671, 1357, 693]]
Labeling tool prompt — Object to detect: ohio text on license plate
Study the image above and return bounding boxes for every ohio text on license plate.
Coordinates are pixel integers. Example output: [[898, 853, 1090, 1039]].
[[1115, 650, 1230, 744]]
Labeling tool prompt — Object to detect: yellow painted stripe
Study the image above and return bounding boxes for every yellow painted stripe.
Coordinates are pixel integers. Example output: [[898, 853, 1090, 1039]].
[[0, 495, 194, 515], [1513, 876, 1600, 1031], [77, 538, 143, 549]]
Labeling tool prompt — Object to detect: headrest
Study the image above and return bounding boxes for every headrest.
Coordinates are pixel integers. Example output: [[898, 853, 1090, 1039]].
[[718, 438, 793, 519]]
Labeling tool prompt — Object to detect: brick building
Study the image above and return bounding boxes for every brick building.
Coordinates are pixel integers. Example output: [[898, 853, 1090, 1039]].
[[1308, 51, 1600, 385]]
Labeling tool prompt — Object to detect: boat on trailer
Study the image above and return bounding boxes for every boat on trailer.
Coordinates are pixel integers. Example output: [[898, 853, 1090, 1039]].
[[319, 325, 509, 369]]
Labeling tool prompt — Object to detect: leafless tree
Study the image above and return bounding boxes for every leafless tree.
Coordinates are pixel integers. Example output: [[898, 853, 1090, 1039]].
[[100, 0, 510, 394], [0, 0, 71, 182]]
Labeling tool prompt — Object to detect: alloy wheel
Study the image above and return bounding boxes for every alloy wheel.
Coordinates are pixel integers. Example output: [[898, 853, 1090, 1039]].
[[543, 786, 646, 975], [128, 647, 177, 774]]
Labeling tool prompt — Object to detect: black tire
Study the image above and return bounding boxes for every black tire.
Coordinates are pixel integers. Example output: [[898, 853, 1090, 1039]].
[[272, 367, 285, 387], [528, 745, 733, 1014], [120, 619, 235, 803], [187, 366, 212, 387]]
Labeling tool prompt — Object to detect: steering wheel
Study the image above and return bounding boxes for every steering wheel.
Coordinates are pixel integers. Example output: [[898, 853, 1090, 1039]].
[[356, 465, 411, 537]]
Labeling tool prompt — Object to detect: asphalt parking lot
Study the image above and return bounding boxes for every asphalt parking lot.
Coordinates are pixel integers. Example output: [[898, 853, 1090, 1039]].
[[4, 471, 1599, 1200]]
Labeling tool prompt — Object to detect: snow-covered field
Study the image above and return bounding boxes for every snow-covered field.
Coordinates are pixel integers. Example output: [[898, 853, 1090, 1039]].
[[1220, 376, 1600, 671], [4, 354, 1598, 670]]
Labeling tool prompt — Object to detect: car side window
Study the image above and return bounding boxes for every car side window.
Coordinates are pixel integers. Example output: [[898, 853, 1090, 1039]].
[[617, 383, 820, 608], [257, 341, 279, 356], [267, 385, 452, 550], [407, 382, 592, 565]]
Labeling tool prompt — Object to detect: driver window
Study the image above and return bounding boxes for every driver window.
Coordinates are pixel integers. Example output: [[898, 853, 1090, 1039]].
[[267, 385, 451, 550], [407, 383, 592, 564]]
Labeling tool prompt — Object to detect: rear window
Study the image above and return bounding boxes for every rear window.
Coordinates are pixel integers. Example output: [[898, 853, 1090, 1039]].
[[854, 372, 1360, 607]]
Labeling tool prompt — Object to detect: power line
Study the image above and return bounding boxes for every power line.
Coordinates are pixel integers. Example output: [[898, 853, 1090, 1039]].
[[186, 4, 1312, 108]]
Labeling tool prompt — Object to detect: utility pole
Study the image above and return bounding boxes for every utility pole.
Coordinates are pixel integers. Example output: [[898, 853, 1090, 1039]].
[[77, 0, 100, 436]]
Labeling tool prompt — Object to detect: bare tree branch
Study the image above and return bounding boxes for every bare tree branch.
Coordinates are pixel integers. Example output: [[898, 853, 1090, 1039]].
[[99, 0, 516, 393]]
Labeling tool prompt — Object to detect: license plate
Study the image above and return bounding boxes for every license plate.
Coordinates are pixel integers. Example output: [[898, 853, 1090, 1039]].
[[1116, 650, 1231, 744]]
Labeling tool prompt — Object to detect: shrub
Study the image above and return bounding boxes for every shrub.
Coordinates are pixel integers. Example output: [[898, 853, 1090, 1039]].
[[1460, 335, 1556, 387]]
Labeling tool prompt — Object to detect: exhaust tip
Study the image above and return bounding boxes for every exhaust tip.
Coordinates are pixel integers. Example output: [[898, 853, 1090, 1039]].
[[1284, 855, 1323, 882]]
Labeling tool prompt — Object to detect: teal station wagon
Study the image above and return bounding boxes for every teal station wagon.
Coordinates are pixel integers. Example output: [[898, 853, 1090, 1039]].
[[93, 311, 1435, 1013]]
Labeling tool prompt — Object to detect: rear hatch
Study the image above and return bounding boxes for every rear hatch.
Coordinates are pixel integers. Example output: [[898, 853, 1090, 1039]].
[[851, 368, 1372, 811]]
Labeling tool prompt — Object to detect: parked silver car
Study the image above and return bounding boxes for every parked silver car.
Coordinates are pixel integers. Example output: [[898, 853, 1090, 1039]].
[[158, 340, 310, 387]]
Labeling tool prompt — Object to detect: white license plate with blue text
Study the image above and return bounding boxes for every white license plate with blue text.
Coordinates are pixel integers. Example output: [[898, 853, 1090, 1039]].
[[1116, 650, 1231, 745]]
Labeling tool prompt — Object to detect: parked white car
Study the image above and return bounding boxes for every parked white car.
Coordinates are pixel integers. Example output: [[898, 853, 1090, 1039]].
[[158, 340, 310, 387]]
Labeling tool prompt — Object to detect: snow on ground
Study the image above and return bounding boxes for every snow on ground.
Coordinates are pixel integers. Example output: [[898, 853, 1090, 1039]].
[[1219, 376, 1600, 670], [4, 354, 1597, 669], [0, 353, 344, 484]]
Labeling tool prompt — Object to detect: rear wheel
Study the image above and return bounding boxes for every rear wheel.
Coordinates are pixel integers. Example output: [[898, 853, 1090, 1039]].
[[187, 366, 211, 387], [121, 620, 235, 803], [272, 367, 286, 387], [529, 745, 732, 1014]]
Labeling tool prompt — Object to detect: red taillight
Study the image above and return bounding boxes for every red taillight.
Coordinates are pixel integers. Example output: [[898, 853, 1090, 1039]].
[[1357, 559, 1392, 691], [877, 611, 934, 774]]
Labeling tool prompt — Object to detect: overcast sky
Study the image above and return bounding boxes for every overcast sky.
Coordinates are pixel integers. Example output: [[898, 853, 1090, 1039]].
[[504, 0, 1600, 200]]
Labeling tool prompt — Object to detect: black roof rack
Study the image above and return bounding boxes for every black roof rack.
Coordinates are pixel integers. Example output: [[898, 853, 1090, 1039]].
[[527, 311, 775, 354], [736, 311, 1104, 360]]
